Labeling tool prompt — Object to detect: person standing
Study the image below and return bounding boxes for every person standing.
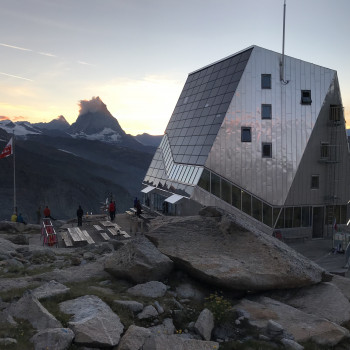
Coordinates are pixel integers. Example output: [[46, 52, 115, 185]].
[[136, 199, 142, 218], [77, 205, 83, 227], [109, 201, 115, 221], [43, 206, 56, 220]]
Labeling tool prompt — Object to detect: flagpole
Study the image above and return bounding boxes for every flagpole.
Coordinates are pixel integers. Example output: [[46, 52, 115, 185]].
[[13, 131, 16, 214]]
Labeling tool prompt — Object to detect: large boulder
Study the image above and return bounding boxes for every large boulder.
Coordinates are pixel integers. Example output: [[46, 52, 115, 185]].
[[8, 293, 62, 330], [30, 328, 75, 350], [234, 296, 349, 346], [117, 325, 152, 350], [104, 236, 173, 283], [0, 237, 18, 256], [146, 215, 325, 292], [31, 280, 70, 300], [331, 274, 350, 301], [267, 282, 350, 325], [59, 295, 124, 347], [127, 281, 167, 298]]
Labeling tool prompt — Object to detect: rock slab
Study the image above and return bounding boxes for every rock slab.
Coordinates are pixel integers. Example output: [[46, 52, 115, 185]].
[[146, 215, 325, 292], [59, 295, 124, 347], [30, 328, 75, 350], [104, 236, 174, 283]]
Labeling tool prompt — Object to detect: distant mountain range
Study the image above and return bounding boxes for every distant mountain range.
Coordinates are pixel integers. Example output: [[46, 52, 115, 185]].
[[0, 97, 163, 222], [0, 97, 162, 149]]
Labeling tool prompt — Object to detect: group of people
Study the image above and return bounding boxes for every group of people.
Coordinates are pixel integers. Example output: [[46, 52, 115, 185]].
[[11, 211, 27, 225]]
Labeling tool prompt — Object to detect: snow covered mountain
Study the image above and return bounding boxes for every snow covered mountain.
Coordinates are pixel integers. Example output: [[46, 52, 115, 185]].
[[0, 120, 42, 136], [34, 115, 70, 131], [68, 97, 126, 143]]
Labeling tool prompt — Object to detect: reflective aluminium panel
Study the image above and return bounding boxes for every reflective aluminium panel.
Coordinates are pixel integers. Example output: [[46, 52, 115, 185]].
[[165, 48, 253, 166], [204, 46, 336, 206]]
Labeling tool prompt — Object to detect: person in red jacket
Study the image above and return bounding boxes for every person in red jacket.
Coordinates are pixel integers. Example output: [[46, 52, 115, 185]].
[[109, 201, 115, 221], [43, 206, 56, 220]]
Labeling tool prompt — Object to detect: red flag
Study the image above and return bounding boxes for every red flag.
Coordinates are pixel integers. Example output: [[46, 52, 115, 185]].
[[0, 138, 13, 159]]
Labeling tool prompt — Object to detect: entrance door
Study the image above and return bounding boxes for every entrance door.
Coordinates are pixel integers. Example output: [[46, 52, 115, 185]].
[[312, 207, 324, 238]]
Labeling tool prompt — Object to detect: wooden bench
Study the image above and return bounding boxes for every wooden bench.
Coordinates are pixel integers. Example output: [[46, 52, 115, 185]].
[[100, 221, 116, 227], [81, 229, 95, 244], [99, 231, 110, 241], [68, 227, 85, 242], [61, 231, 73, 247], [108, 228, 119, 236]]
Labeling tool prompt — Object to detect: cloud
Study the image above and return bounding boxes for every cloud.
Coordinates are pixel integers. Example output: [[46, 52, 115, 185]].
[[0, 115, 25, 121], [77, 61, 95, 66], [78, 96, 107, 116], [0, 72, 34, 82], [0, 43, 32, 52], [38, 52, 57, 57]]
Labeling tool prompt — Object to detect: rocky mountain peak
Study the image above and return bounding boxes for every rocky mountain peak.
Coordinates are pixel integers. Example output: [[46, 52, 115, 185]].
[[69, 96, 125, 143]]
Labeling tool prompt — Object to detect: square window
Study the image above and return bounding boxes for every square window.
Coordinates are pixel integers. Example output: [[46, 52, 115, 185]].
[[301, 90, 312, 105], [241, 127, 251, 142], [262, 142, 272, 157], [261, 104, 272, 119], [261, 74, 271, 89], [311, 175, 319, 189]]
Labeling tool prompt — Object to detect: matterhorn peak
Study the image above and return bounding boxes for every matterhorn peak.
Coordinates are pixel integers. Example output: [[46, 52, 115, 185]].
[[69, 96, 126, 143]]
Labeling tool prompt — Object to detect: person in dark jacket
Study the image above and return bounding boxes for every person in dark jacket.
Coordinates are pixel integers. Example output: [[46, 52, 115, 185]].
[[17, 213, 27, 225], [77, 205, 84, 226], [136, 200, 142, 217]]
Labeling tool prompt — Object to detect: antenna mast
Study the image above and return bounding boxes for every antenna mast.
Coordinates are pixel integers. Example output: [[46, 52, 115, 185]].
[[280, 0, 288, 84]]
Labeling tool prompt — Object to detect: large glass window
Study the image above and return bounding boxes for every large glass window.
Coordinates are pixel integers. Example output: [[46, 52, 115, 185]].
[[285, 207, 293, 228], [341, 205, 347, 224], [232, 185, 241, 209], [252, 197, 262, 221], [197, 168, 210, 192], [293, 207, 301, 227], [211, 173, 221, 198], [302, 206, 311, 227], [263, 203, 273, 227], [221, 179, 232, 204], [274, 208, 283, 228], [242, 191, 251, 215]]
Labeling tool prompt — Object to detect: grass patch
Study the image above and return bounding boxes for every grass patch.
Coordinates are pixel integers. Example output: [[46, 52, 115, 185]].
[[0, 284, 40, 302], [0, 319, 35, 350], [0, 265, 55, 278]]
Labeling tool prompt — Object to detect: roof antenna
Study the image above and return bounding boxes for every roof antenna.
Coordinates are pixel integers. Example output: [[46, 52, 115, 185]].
[[280, 0, 289, 84]]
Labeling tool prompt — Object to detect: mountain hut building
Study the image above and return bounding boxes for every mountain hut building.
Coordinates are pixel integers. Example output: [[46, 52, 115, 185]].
[[141, 45, 350, 239]]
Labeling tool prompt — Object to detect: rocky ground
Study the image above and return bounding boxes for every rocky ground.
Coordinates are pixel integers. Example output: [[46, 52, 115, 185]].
[[1, 208, 350, 349]]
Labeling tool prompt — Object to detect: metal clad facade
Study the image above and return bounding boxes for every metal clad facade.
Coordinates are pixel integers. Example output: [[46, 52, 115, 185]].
[[204, 46, 335, 206]]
